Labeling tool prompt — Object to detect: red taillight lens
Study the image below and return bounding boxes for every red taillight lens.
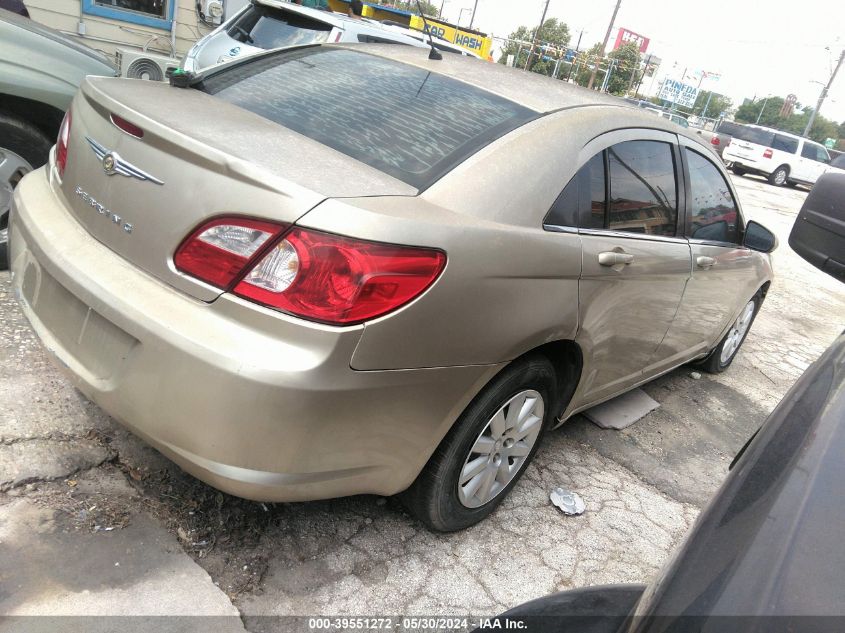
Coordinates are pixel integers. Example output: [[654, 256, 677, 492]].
[[711, 136, 720, 146], [234, 228, 446, 326], [763, 148, 773, 159], [110, 113, 144, 138], [174, 218, 287, 288], [56, 110, 71, 178]]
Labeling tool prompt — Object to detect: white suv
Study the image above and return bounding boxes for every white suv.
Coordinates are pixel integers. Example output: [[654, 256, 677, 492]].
[[722, 125, 833, 187], [182, 0, 476, 73]]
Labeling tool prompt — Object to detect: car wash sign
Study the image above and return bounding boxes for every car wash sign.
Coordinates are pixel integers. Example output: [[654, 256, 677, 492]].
[[613, 28, 649, 53], [409, 15, 492, 59], [659, 78, 699, 109]]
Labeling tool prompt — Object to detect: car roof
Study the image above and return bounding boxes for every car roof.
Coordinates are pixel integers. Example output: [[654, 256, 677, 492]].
[[332, 43, 623, 113], [745, 124, 807, 142]]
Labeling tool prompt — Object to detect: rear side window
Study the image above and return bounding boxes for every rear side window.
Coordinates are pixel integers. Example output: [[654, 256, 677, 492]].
[[201, 48, 537, 188], [772, 135, 799, 154], [227, 5, 332, 49], [545, 152, 605, 229], [801, 143, 829, 163], [685, 149, 741, 244], [606, 141, 678, 237], [731, 127, 774, 147]]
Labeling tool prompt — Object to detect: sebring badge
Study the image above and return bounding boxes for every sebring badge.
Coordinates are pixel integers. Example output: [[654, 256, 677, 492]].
[[75, 186, 134, 235], [85, 137, 164, 185]]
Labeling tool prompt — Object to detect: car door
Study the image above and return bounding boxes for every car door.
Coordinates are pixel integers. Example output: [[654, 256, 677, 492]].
[[798, 141, 830, 183], [654, 137, 761, 367], [571, 130, 692, 406]]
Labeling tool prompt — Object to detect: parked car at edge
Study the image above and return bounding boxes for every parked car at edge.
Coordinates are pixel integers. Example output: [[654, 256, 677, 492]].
[[692, 120, 747, 159], [491, 172, 845, 632], [181, 0, 476, 72], [644, 107, 690, 128], [9, 44, 775, 531], [0, 8, 117, 268], [722, 124, 834, 187]]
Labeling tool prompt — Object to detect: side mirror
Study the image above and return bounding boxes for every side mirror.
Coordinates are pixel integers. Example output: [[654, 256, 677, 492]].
[[744, 220, 778, 253], [789, 172, 845, 282]]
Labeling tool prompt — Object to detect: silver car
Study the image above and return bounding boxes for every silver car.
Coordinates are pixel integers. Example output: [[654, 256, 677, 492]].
[[182, 0, 476, 72], [9, 45, 775, 531]]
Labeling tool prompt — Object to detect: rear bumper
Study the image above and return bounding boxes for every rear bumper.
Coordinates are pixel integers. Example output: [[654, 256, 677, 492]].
[[10, 166, 501, 501]]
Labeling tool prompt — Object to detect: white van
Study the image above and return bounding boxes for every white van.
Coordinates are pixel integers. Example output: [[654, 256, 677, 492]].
[[722, 125, 832, 187]]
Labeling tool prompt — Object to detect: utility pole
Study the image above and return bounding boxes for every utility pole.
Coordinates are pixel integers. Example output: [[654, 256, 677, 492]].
[[803, 48, 844, 137], [565, 28, 584, 81], [587, 0, 621, 90], [525, 0, 551, 71], [756, 96, 770, 124], [468, 0, 479, 29]]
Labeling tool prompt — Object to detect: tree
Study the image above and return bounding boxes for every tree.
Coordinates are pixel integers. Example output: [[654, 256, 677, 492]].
[[692, 91, 732, 118], [734, 95, 840, 143], [572, 43, 603, 88], [497, 18, 570, 74], [605, 43, 642, 96], [381, 0, 439, 16]]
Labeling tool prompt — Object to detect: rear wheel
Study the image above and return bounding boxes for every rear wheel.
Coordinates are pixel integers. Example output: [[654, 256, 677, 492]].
[[0, 112, 50, 270], [731, 164, 747, 176], [402, 355, 556, 531], [768, 165, 789, 187], [697, 294, 761, 374]]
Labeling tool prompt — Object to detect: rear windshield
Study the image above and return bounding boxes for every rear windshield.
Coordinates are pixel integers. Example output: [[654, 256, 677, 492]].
[[227, 5, 332, 49], [199, 48, 537, 188], [731, 126, 775, 147], [716, 121, 744, 136]]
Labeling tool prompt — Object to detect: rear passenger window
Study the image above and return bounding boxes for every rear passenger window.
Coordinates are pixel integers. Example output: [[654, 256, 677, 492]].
[[607, 141, 678, 237], [772, 135, 799, 154], [685, 149, 741, 244], [800, 143, 829, 162]]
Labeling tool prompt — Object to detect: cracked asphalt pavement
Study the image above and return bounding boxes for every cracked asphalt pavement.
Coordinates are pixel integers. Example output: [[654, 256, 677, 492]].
[[1, 174, 843, 624]]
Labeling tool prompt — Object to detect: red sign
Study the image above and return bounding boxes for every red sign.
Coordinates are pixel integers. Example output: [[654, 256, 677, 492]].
[[613, 28, 650, 53]]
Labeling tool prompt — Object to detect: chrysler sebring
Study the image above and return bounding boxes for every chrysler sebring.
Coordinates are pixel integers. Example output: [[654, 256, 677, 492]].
[[8, 44, 775, 531]]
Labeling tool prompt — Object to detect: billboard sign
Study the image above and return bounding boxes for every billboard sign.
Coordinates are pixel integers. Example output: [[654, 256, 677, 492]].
[[614, 28, 650, 53], [659, 78, 698, 108]]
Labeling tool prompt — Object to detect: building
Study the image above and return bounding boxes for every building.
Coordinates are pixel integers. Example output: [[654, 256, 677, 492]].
[[20, 0, 244, 62]]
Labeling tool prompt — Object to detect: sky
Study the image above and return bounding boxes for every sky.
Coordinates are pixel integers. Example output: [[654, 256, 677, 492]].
[[436, 0, 845, 124]]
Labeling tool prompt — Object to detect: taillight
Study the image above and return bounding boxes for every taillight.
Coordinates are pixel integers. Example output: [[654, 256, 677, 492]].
[[56, 110, 71, 178], [763, 148, 773, 159], [711, 137, 720, 146], [174, 218, 287, 288], [234, 228, 446, 326], [110, 113, 144, 139]]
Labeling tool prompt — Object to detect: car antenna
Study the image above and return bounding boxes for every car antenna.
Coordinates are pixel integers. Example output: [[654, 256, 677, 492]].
[[414, 0, 442, 60]]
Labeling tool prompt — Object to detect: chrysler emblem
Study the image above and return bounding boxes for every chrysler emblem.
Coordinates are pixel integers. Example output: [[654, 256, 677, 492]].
[[85, 137, 164, 185]]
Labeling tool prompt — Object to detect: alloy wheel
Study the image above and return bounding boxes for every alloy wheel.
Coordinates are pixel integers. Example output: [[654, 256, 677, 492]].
[[457, 389, 544, 509], [720, 300, 756, 365], [0, 148, 34, 247]]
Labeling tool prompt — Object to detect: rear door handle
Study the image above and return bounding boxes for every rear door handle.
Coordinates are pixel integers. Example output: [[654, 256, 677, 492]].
[[598, 251, 634, 266], [696, 256, 716, 268]]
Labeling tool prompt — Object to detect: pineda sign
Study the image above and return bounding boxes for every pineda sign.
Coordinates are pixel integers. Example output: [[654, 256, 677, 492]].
[[613, 28, 650, 53]]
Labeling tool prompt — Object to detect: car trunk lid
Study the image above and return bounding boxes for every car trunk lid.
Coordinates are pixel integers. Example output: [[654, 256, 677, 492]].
[[57, 77, 416, 301]]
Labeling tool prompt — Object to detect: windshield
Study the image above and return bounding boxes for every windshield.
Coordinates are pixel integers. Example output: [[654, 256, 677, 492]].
[[200, 48, 537, 188], [227, 5, 332, 49]]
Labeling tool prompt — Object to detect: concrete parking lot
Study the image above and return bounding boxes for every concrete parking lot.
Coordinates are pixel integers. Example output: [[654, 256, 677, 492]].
[[1, 173, 843, 623]]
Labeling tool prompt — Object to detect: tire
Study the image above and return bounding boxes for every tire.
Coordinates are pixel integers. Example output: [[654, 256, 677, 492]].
[[696, 293, 761, 374], [0, 111, 50, 270], [731, 164, 747, 176], [402, 355, 557, 532], [767, 165, 789, 187]]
